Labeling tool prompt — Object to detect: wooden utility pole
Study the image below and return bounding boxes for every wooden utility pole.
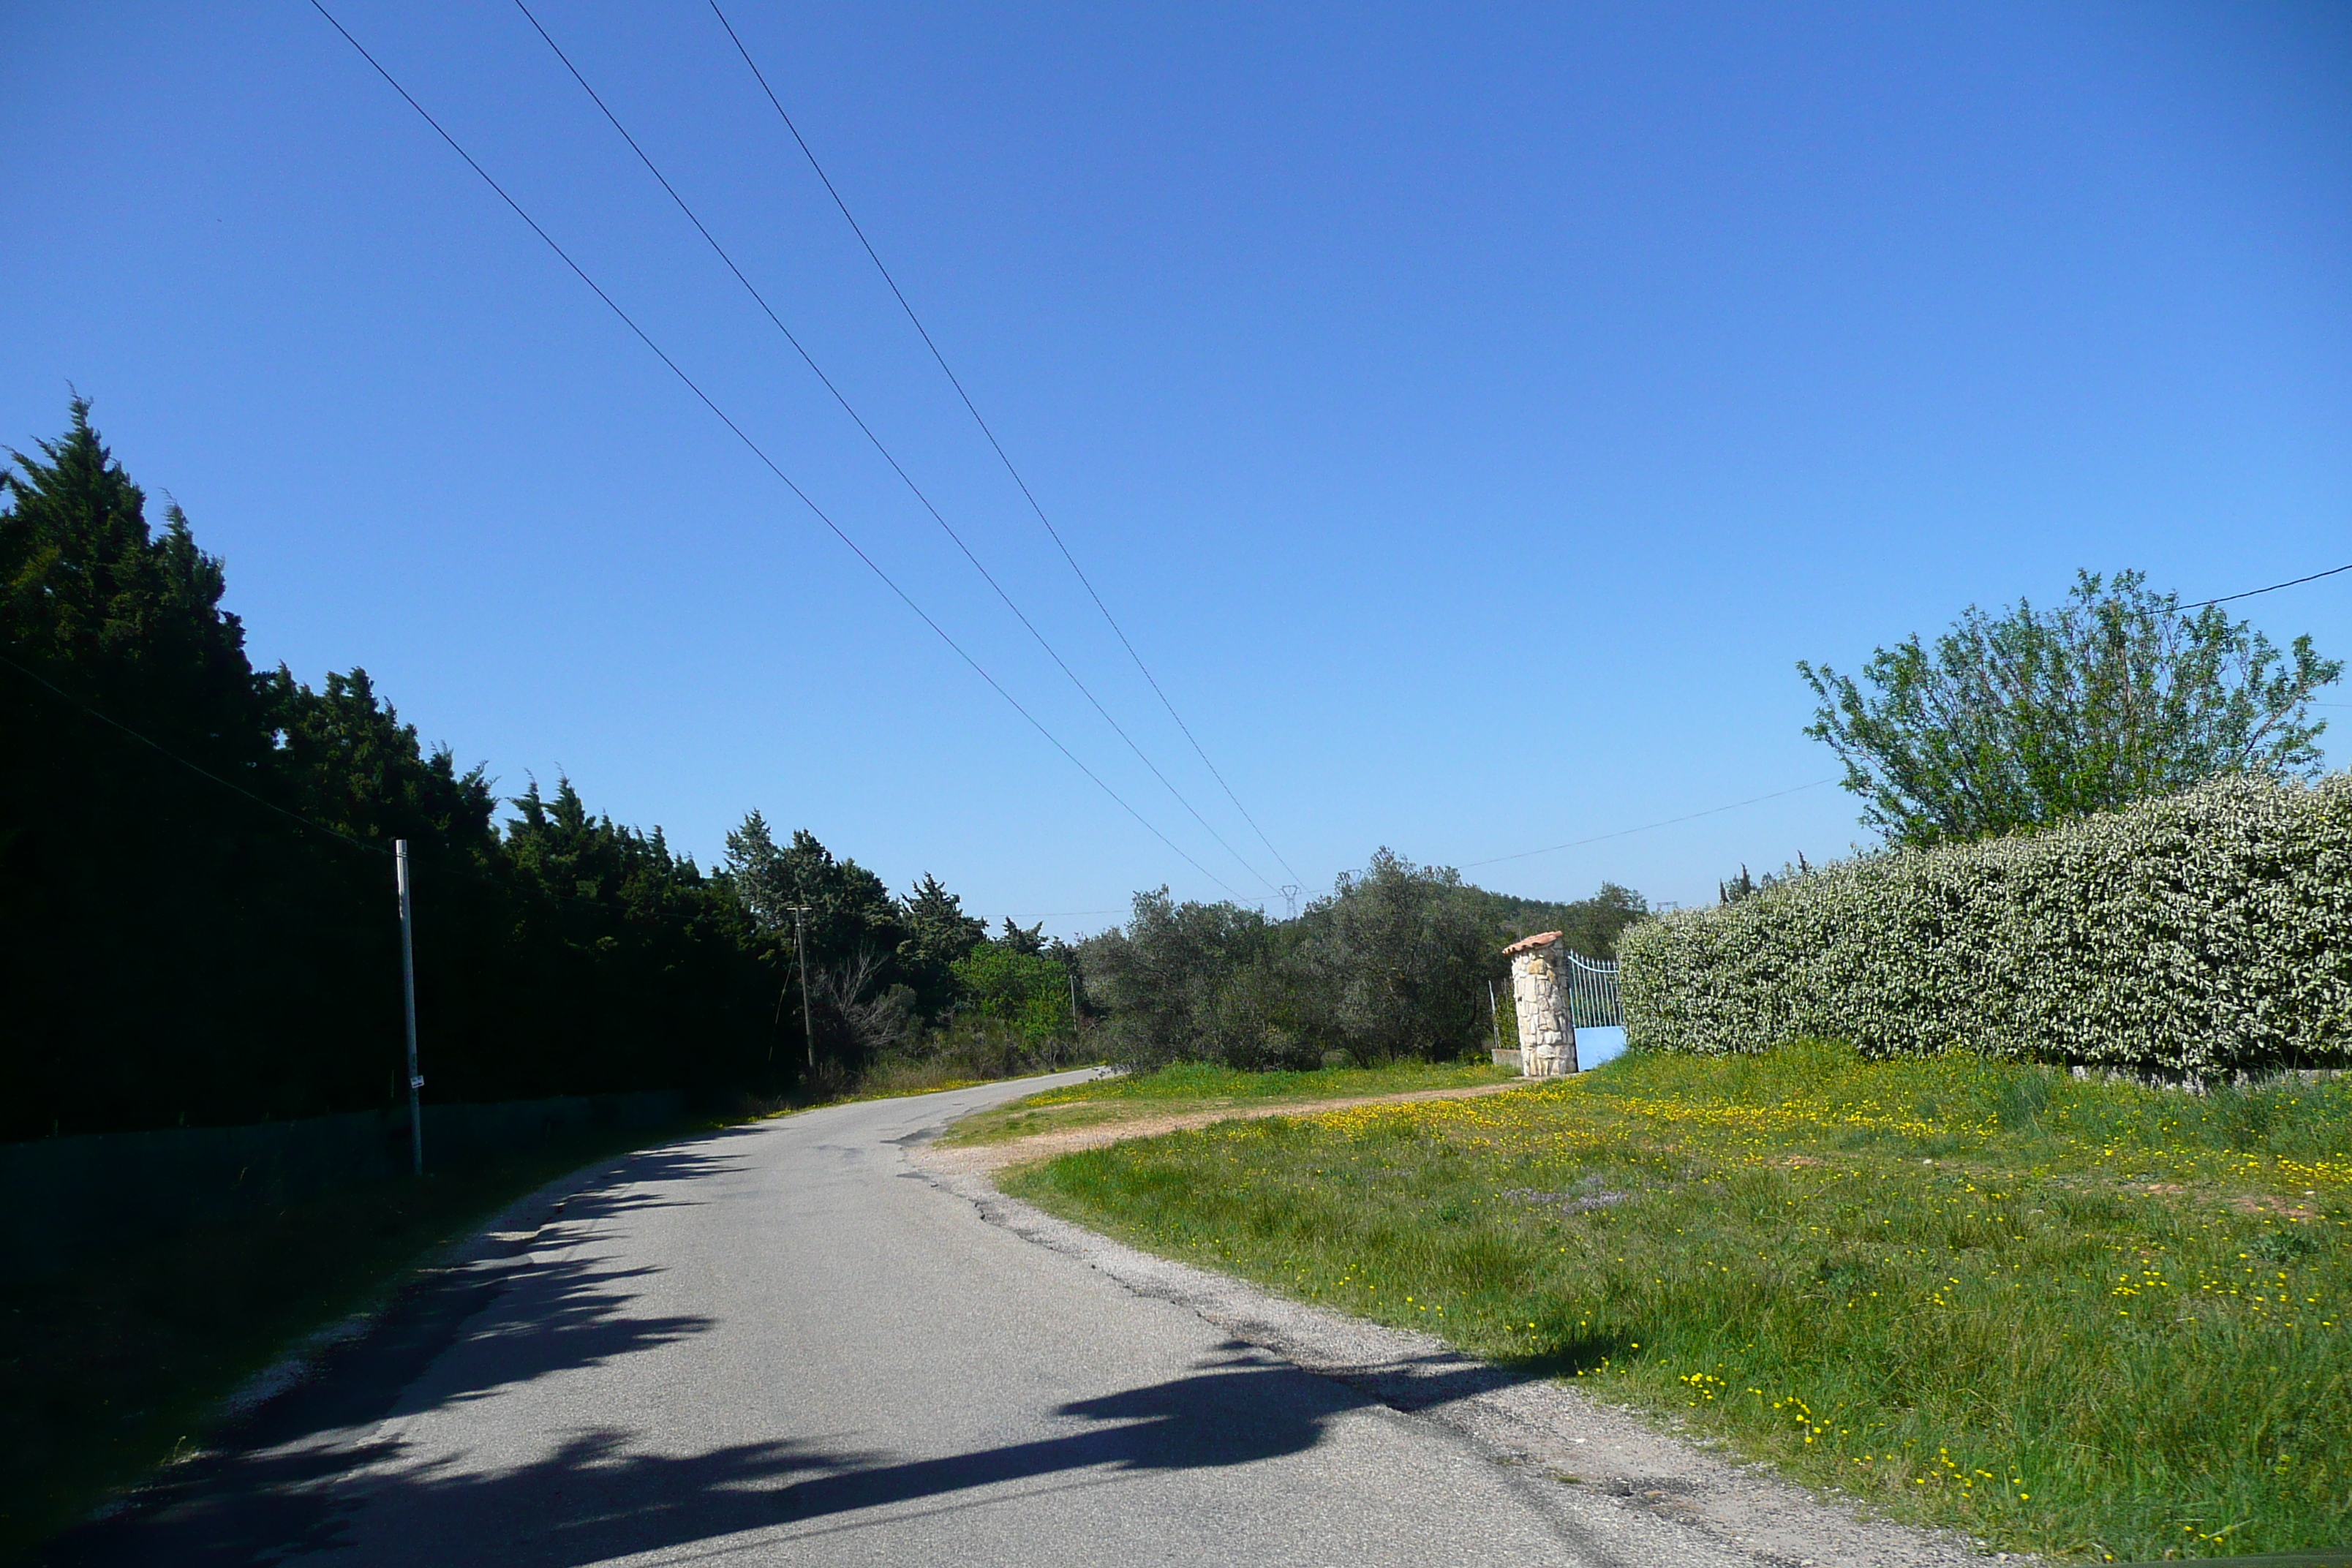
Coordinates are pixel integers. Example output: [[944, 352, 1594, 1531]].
[[789, 905, 815, 1072]]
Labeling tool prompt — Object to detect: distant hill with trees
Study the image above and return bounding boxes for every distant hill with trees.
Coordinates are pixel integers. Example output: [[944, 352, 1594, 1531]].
[[1077, 853, 1648, 1071]]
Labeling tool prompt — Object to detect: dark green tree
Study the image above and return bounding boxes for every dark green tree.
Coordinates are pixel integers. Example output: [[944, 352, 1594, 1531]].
[[1801, 570, 2341, 847], [722, 813, 913, 1069], [265, 667, 497, 848], [1077, 891, 1278, 1067], [723, 814, 900, 956], [1297, 849, 1492, 1063], [493, 780, 780, 1098], [1, 400, 295, 1135], [896, 872, 987, 1015], [2, 398, 266, 761], [2, 403, 796, 1136]]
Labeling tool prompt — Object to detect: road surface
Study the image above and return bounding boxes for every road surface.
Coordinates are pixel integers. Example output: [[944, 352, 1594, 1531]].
[[46, 1072, 1865, 1567]]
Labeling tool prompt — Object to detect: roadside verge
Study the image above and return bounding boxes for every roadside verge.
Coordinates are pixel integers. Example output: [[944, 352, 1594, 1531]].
[[912, 1114, 1997, 1568]]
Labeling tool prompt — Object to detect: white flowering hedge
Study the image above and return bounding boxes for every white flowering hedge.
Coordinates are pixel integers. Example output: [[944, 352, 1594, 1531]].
[[1619, 774, 2352, 1077]]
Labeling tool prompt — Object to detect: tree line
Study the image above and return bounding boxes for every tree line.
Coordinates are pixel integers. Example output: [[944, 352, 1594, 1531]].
[[0, 404, 1078, 1139], [2, 403, 1650, 1139]]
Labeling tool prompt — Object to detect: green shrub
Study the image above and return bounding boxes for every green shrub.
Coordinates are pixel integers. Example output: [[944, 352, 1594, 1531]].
[[952, 943, 1075, 1047], [1078, 851, 1554, 1071], [1621, 774, 2352, 1078]]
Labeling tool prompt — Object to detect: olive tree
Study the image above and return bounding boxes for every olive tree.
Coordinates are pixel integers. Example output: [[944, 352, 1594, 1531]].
[[1296, 849, 1494, 1063]]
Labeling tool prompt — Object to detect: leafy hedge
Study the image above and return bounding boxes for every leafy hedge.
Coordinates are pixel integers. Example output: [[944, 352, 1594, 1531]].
[[1620, 774, 2352, 1077]]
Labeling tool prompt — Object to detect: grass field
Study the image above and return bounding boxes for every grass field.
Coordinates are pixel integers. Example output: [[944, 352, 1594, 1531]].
[[1006, 1041, 2350, 1561], [937, 1058, 1516, 1147]]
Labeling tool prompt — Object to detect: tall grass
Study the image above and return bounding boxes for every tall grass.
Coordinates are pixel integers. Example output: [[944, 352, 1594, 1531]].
[[1008, 1041, 2350, 1561]]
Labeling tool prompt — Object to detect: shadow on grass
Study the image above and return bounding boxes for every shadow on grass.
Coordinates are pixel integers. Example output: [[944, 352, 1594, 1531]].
[[1483, 1329, 1640, 1384]]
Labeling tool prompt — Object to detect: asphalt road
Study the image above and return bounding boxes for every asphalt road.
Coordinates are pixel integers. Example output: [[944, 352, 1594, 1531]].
[[49, 1073, 1666, 1567]]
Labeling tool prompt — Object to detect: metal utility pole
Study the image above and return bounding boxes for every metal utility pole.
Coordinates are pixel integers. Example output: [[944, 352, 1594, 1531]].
[[789, 905, 815, 1072], [1279, 884, 1300, 921], [1487, 979, 1505, 1058], [395, 840, 423, 1177]]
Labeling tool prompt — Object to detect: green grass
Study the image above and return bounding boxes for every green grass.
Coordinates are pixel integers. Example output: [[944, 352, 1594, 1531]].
[[1006, 1041, 2351, 1561], [0, 1119, 709, 1561], [938, 1058, 1516, 1146]]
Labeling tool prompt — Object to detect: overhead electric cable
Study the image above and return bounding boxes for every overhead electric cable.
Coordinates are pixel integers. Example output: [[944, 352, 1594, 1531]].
[[2182, 560, 2352, 610], [708, 1, 1304, 889], [1460, 778, 1841, 870], [306, 0, 1241, 898], [512, 0, 1276, 899]]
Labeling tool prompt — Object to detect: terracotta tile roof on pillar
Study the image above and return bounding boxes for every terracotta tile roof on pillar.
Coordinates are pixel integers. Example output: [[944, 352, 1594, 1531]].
[[1502, 930, 1563, 956]]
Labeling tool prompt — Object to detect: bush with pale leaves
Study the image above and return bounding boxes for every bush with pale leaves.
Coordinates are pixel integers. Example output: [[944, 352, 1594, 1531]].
[[1621, 774, 2352, 1077]]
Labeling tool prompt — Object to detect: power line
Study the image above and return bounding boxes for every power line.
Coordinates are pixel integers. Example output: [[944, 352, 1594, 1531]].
[[0, 649, 389, 857], [2182, 560, 2352, 610], [1027, 777, 1847, 927], [1459, 778, 1842, 870], [306, 0, 1237, 900], [511, 1, 1274, 902], [706, 1, 1304, 889]]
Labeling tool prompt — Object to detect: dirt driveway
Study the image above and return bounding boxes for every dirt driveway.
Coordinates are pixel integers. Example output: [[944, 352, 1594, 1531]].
[[924, 1077, 1535, 1175]]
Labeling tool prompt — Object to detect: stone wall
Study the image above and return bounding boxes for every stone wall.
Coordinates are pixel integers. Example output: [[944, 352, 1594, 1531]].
[[1506, 930, 1578, 1077]]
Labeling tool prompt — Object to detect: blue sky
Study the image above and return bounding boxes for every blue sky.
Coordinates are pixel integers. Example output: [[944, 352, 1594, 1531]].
[[6, 1, 2348, 933]]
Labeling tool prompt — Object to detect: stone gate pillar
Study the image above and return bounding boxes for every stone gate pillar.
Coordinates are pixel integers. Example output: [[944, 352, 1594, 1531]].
[[1504, 930, 1578, 1078]]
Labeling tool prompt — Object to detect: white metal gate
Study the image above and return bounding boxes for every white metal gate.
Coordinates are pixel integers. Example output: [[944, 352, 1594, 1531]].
[[1564, 951, 1622, 1030]]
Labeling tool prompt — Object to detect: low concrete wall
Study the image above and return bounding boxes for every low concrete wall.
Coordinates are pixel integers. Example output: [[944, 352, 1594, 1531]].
[[0, 1090, 687, 1279]]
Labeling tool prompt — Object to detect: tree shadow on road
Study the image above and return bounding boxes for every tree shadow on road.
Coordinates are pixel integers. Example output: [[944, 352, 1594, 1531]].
[[37, 1119, 1580, 1568], [37, 1139, 743, 1568], [43, 1345, 1544, 1567]]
